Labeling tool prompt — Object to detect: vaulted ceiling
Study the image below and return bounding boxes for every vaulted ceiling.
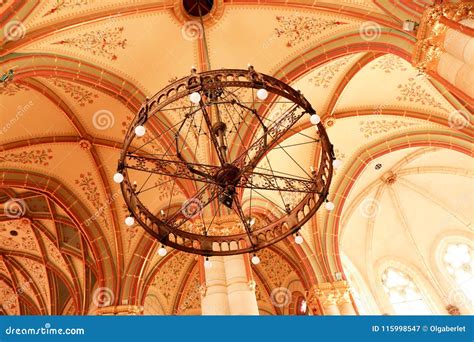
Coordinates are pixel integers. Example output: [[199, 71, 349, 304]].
[[0, 0, 472, 315]]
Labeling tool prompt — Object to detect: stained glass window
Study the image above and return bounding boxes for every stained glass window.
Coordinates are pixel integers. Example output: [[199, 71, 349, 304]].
[[443, 243, 474, 305]]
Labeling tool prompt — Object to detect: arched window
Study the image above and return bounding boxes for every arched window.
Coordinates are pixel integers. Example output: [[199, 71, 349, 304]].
[[443, 243, 473, 304], [294, 296, 308, 315], [381, 267, 432, 315]]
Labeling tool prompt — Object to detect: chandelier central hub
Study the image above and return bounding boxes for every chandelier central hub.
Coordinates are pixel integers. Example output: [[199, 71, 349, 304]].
[[215, 164, 241, 186]]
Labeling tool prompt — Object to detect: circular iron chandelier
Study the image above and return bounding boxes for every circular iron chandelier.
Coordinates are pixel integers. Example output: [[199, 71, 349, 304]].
[[115, 66, 337, 257]]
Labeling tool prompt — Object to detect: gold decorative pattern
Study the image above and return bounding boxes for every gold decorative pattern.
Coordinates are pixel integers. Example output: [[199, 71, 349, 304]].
[[41, 233, 69, 270], [412, 2, 473, 72], [0, 220, 40, 253], [151, 253, 191, 304], [371, 55, 407, 73], [17, 257, 50, 309], [176, 268, 201, 314], [121, 203, 140, 252], [75, 173, 109, 230], [0, 259, 8, 274], [51, 79, 98, 106], [0, 149, 53, 166], [0, 82, 28, 96], [43, 0, 94, 16], [359, 120, 418, 138], [0, 281, 19, 314], [282, 192, 306, 211], [275, 16, 347, 47], [258, 248, 293, 287], [396, 78, 447, 110], [309, 57, 352, 88], [52, 27, 127, 61]]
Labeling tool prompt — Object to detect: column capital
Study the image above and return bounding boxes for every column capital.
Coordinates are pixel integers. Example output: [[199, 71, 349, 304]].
[[413, 2, 473, 72], [307, 281, 352, 306]]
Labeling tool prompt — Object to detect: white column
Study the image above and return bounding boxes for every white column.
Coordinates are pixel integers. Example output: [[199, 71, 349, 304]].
[[223, 254, 259, 315], [338, 291, 356, 315], [201, 256, 230, 315]]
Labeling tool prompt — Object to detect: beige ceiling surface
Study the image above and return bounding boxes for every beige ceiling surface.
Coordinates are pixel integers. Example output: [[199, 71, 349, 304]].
[[1, 0, 472, 315]]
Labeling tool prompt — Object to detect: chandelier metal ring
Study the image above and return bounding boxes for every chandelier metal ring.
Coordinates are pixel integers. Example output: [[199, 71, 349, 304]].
[[118, 67, 334, 256]]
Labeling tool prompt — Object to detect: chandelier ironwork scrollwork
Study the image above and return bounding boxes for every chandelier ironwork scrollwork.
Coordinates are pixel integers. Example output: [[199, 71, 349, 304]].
[[116, 66, 336, 256]]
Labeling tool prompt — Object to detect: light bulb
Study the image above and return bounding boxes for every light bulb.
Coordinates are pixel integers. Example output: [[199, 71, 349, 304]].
[[125, 216, 135, 226], [333, 159, 342, 169], [189, 92, 201, 104], [251, 255, 260, 265], [158, 245, 167, 257], [310, 114, 320, 125], [325, 201, 335, 211], [249, 217, 256, 226], [295, 235, 304, 245], [135, 125, 146, 137], [256, 88, 268, 100], [113, 172, 124, 183], [204, 257, 212, 269]]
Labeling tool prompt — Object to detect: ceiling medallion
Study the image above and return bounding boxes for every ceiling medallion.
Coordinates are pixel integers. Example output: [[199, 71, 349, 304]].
[[173, 0, 224, 26]]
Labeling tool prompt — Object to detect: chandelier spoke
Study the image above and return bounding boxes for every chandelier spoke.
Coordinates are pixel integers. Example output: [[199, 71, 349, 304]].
[[125, 154, 220, 184], [238, 170, 320, 193]]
